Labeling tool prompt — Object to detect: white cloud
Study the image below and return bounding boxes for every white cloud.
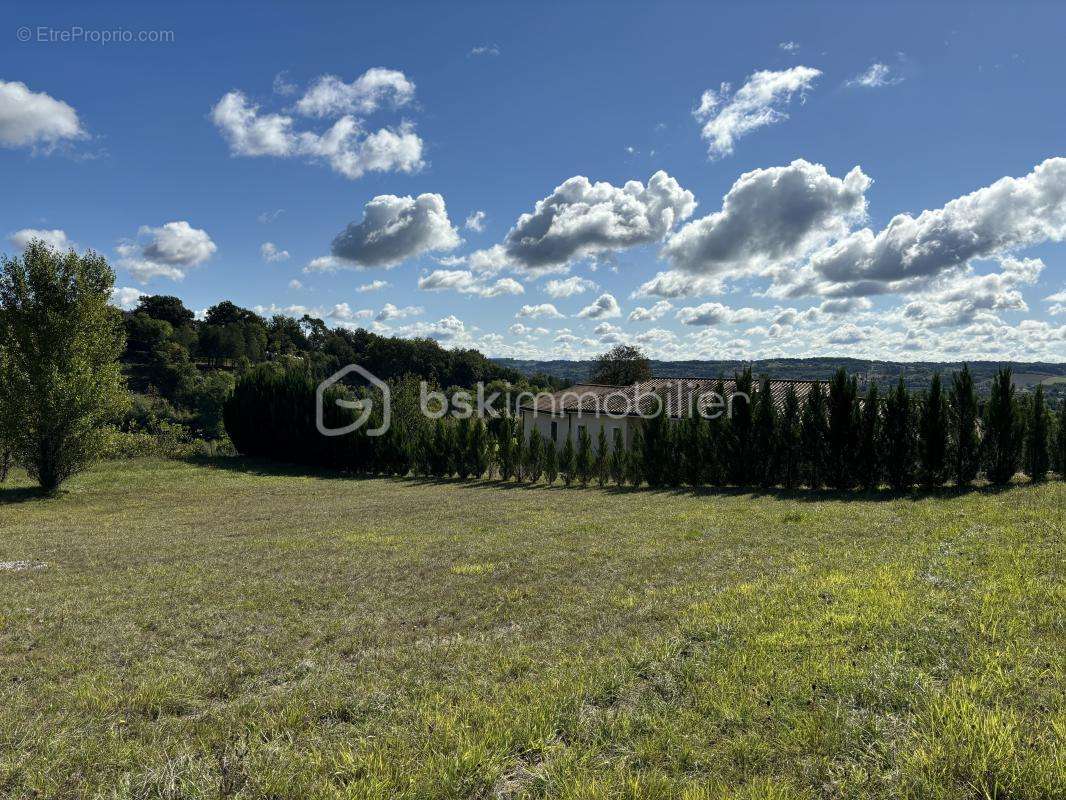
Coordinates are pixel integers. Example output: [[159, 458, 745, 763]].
[[663, 159, 870, 279], [846, 63, 902, 88], [116, 221, 217, 283], [501, 171, 695, 270], [819, 297, 872, 315], [794, 157, 1066, 297], [544, 276, 597, 298], [417, 269, 524, 297], [110, 286, 146, 311], [356, 279, 390, 293], [389, 314, 468, 342], [825, 323, 870, 344], [464, 210, 486, 232], [289, 279, 302, 289], [632, 270, 726, 299], [779, 41, 800, 52], [694, 66, 821, 159], [210, 85, 423, 180], [294, 68, 415, 117], [327, 193, 461, 268], [628, 299, 673, 321], [509, 323, 548, 336], [8, 228, 74, 252], [260, 241, 290, 262], [258, 208, 284, 224], [576, 293, 622, 319], [0, 79, 85, 150], [470, 44, 501, 57], [375, 302, 423, 321], [675, 302, 765, 326], [516, 303, 564, 319], [272, 71, 297, 96]]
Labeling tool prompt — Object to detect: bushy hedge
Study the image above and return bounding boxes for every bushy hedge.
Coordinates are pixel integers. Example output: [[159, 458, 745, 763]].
[[225, 365, 1064, 490]]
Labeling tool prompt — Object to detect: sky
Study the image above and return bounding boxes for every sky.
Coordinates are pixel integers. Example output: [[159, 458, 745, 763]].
[[2, 0, 1065, 363]]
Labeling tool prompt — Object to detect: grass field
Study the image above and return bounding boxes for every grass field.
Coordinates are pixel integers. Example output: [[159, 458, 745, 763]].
[[1, 459, 1063, 799]]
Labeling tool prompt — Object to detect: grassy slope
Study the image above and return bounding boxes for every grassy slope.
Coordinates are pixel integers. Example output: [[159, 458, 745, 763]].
[[0, 460, 1062, 799]]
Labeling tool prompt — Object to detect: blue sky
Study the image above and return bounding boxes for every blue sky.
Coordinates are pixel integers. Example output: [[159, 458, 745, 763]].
[[3, 1, 1065, 361]]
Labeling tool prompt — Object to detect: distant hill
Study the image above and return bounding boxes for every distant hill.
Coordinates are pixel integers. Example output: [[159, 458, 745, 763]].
[[493, 357, 1066, 402]]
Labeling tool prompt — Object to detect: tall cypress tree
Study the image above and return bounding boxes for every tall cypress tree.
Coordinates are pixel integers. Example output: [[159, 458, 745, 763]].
[[800, 383, 829, 489], [560, 434, 576, 487], [513, 429, 528, 482], [543, 437, 558, 485], [595, 427, 610, 487], [883, 377, 915, 491], [454, 416, 472, 480], [1023, 385, 1050, 482], [778, 384, 802, 490], [609, 429, 627, 485], [984, 368, 1023, 485], [469, 418, 489, 479], [704, 377, 728, 487], [948, 365, 981, 487], [641, 394, 670, 488], [729, 367, 755, 486], [575, 425, 593, 487], [680, 413, 705, 488], [826, 368, 859, 490], [918, 373, 948, 488], [1054, 400, 1066, 478], [752, 377, 778, 489], [627, 426, 645, 486], [856, 382, 881, 491], [496, 419, 514, 481], [526, 427, 544, 483]]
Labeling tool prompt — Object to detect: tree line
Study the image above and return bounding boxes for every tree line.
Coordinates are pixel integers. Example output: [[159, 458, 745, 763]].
[[225, 362, 1066, 490]]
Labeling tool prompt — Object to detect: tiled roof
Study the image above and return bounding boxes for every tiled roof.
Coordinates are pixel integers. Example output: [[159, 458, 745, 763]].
[[519, 377, 825, 418]]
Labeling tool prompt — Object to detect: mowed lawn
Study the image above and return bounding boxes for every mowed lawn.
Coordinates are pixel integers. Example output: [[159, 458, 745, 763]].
[[0, 460, 1063, 799]]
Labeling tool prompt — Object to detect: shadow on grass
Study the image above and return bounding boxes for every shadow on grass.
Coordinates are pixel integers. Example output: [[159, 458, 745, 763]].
[[0, 485, 55, 505], [182, 454, 1039, 504]]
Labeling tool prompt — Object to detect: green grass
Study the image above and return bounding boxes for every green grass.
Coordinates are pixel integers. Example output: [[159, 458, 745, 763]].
[[0, 459, 1063, 799]]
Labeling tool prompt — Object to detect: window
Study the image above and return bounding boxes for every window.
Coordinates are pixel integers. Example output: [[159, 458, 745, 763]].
[[550, 420, 558, 442]]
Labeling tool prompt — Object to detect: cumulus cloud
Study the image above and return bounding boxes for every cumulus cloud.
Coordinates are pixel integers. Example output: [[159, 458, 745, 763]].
[[500, 171, 695, 270], [544, 276, 597, 298], [509, 323, 548, 337], [632, 270, 726, 299], [8, 228, 74, 252], [356, 279, 390, 293], [325, 193, 461, 268], [260, 241, 290, 262], [779, 41, 800, 52], [675, 302, 765, 326], [846, 63, 902, 88], [794, 157, 1066, 297], [896, 257, 1044, 327], [375, 302, 423, 321], [211, 74, 423, 181], [289, 279, 302, 289], [694, 66, 821, 159], [117, 221, 217, 282], [110, 286, 146, 310], [389, 314, 468, 342], [294, 68, 415, 117], [663, 159, 870, 279], [628, 299, 673, 321], [516, 303, 564, 319], [418, 269, 524, 297], [0, 79, 85, 150], [469, 44, 501, 57], [825, 323, 870, 344], [576, 293, 622, 319], [464, 210, 486, 232], [819, 297, 872, 315]]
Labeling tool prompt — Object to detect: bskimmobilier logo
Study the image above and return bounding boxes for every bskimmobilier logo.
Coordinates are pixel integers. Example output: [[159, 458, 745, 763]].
[[316, 364, 391, 437]]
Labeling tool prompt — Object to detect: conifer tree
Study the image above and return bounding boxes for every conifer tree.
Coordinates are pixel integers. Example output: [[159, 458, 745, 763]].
[[800, 383, 829, 489], [704, 378, 728, 486], [560, 434, 576, 487], [778, 384, 802, 490], [826, 368, 859, 490], [1054, 400, 1066, 478], [752, 377, 778, 489], [526, 427, 544, 483], [626, 426, 644, 486], [543, 437, 559, 485], [576, 425, 593, 486], [984, 368, 1023, 485], [454, 416, 472, 480], [883, 377, 915, 491], [948, 365, 981, 487], [641, 394, 670, 488], [729, 367, 755, 486], [513, 430, 528, 482], [1023, 384, 1050, 481], [430, 418, 453, 478], [856, 382, 881, 491], [469, 418, 489, 479], [595, 427, 610, 487], [495, 419, 514, 481], [918, 373, 948, 488], [680, 413, 705, 488], [609, 430, 627, 485]]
